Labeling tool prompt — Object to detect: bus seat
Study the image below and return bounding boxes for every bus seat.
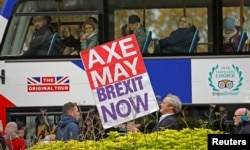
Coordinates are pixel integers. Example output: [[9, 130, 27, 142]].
[[237, 29, 248, 52], [189, 30, 199, 53], [142, 31, 152, 54], [47, 32, 59, 55]]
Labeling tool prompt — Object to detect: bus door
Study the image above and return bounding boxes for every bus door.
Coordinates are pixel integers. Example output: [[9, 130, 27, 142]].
[[0, 60, 5, 94]]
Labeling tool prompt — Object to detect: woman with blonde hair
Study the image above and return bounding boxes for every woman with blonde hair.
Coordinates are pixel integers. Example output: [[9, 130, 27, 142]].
[[159, 15, 199, 53]]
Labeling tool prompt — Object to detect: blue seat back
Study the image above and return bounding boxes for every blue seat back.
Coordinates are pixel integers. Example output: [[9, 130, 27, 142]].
[[237, 29, 248, 52], [142, 31, 152, 54], [47, 32, 59, 55], [189, 30, 199, 53]]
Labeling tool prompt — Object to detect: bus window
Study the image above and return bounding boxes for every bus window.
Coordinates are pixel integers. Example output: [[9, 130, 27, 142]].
[[0, 0, 102, 57], [109, 0, 214, 54], [115, 8, 208, 54], [222, 0, 250, 53]]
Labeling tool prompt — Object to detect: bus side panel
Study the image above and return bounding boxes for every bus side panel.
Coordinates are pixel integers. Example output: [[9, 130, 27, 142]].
[[192, 58, 250, 104], [144, 58, 192, 104], [0, 60, 16, 132], [4, 61, 95, 107]]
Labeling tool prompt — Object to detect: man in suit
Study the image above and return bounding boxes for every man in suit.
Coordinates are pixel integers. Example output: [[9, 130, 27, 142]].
[[151, 94, 182, 132]]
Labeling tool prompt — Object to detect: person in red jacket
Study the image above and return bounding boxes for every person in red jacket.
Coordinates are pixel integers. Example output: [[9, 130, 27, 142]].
[[4, 122, 26, 150]]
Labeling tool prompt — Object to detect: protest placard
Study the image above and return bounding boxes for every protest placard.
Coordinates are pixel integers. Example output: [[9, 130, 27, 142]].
[[80, 34, 159, 129]]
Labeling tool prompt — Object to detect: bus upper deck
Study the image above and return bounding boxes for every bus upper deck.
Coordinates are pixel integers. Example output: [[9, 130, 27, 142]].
[[1, 0, 250, 57]]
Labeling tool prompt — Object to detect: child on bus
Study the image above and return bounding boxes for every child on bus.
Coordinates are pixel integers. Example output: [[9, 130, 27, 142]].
[[80, 20, 98, 50]]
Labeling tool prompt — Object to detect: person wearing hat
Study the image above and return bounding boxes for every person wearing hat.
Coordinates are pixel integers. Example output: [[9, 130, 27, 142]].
[[223, 17, 242, 52], [121, 15, 146, 51], [4, 122, 26, 150]]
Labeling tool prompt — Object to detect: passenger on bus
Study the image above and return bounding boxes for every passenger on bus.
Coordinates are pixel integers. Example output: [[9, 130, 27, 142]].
[[233, 108, 250, 134], [87, 16, 98, 26], [22, 16, 54, 56], [158, 15, 199, 53], [121, 15, 146, 51], [223, 17, 242, 53], [56, 102, 80, 141], [3, 122, 26, 150], [61, 25, 81, 55], [71, 16, 99, 55], [79, 20, 99, 51]]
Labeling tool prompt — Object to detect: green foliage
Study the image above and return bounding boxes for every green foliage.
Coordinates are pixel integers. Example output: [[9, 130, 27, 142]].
[[28, 128, 224, 150]]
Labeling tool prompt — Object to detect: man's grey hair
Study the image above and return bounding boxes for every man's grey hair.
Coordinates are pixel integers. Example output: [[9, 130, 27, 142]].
[[166, 93, 182, 113]]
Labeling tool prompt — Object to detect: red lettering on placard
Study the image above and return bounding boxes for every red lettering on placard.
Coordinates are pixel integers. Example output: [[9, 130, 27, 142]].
[[81, 34, 146, 89]]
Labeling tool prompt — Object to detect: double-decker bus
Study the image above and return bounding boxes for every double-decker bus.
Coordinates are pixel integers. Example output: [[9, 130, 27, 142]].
[[1, 0, 250, 141]]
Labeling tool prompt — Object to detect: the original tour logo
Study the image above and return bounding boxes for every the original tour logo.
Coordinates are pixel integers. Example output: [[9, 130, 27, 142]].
[[27, 76, 70, 92], [208, 64, 243, 96]]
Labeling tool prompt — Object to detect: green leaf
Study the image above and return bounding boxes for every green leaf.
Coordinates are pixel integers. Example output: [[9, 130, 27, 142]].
[[237, 83, 242, 87], [239, 71, 242, 76], [233, 88, 239, 91], [213, 88, 219, 91], [209, 83, 214, 87]]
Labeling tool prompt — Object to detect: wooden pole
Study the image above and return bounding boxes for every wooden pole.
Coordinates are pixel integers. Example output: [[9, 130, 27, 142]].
[[240, 0, 244, 29], [183, 0, 186, 16]]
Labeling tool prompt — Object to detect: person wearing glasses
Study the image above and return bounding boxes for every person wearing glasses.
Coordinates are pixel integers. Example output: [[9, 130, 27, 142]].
[[158, 15, 199, 53], [233, 108, 250, 134]]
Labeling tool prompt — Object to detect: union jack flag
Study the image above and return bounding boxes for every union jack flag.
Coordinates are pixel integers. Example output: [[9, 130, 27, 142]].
[[27, 76, 70, 84]]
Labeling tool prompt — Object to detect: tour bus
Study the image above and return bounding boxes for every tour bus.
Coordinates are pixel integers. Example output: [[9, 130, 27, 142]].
[[1, 0, 250, 142]]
